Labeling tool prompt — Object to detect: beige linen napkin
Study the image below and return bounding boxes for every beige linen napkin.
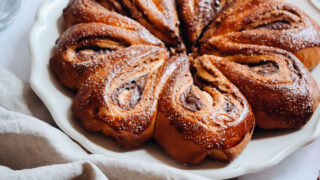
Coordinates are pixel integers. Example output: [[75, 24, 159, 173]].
[[0, 67, 209, 180]]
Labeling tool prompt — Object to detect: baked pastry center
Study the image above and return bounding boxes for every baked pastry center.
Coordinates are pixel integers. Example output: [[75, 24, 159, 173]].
[[50, 0, 320, 164]]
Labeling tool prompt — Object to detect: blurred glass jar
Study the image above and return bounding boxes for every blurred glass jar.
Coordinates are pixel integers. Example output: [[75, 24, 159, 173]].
[[0, 0, 21, 30]]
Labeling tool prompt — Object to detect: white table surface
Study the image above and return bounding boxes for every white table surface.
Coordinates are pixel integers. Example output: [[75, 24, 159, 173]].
[[0, 0, 319, 179]]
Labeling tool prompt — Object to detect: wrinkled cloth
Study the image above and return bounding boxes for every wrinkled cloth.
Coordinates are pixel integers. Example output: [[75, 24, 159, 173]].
[[0, 67, 209, 180], [1, 67, 320, 180], [1, 0, 320, 179]]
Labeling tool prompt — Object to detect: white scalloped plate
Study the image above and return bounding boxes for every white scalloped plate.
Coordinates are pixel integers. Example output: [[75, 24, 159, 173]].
[[29, 0, 320, 179], [310, 0, 320, 11]]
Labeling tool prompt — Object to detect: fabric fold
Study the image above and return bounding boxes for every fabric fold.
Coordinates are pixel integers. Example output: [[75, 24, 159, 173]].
[[0, 67, 209, 180]]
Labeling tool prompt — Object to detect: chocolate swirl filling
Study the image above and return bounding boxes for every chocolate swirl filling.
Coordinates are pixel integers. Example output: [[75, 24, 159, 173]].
[[112, 74, 148, 110], [241, 60, 279, 75], [223, 100, 235, 114], [76, 46, 116, 61], [180, 87, 203, 112], [255, 20, 291, 30]]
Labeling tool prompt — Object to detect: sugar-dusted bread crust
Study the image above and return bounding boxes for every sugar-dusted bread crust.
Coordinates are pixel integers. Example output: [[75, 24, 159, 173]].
[[294, 47, 320, 70], [50, 0, 320, 164], [72, 45, 170, 148], [154, 55, 255, 164], [199, 0, 320, 70], [201, 43, 320, 129], [50, 22, 163, 90], [63, 0, 185, 52], [155, 111, 253, 164]]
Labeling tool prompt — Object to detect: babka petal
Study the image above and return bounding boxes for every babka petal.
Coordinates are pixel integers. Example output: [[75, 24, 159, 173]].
[[72, 45, 170, 148], [49, 0, 320, 161], [116, 0, 185, 51], [155, 54, 254, 164], [200, 0, 320, 69], [63, 0, 161, 47], [63, 0, 184, 52], [50, 22, 164, 90], [201, 42, 320, 129], [177, 0, 227, 45]]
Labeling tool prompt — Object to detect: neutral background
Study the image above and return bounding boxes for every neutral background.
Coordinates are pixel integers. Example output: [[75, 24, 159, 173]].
[[0, 0, 319, 179]]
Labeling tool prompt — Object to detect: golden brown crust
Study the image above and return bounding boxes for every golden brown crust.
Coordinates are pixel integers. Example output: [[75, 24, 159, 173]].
[[201, 42, 320, 129], [63, 0, 136, 29], [154, 55, 255, 164], [294, 47, 320, 70], [63, 0, 185, 52], [118, 0, 184, 51], [72, 45, 170, 148], [50, 22, 163, 90], [199, 0, 320, 69], [50, 0, 320, 164], [176, 0, 227, 45]]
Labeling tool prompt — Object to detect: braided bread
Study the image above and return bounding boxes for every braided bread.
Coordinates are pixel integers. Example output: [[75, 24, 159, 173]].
[[50, 0, 320, 164]]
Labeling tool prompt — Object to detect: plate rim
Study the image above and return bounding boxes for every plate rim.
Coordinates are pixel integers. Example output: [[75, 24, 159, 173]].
[[29, 0, 320, 179], [310, 0, 320, 11]]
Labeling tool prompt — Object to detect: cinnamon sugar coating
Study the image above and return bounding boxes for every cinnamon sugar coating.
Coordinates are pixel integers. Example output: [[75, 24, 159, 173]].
[[155, 55, 254, 164], [50, 0, 320, 164], [199, 0, 320, 69], [200, 43, 320, 129]]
